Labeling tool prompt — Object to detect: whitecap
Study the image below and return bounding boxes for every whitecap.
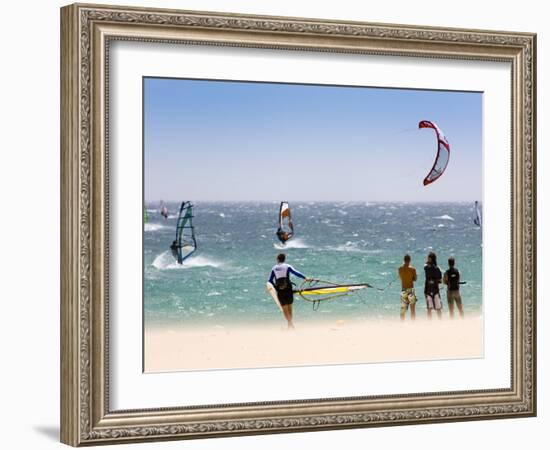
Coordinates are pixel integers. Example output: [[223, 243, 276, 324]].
[[207, 291, 222, 297], [434, 214, 455, 221], [144, 223, 166, 232], [326, 242, 364, 253], [385, 238, 393, 242], [219, 213, 226, 218]]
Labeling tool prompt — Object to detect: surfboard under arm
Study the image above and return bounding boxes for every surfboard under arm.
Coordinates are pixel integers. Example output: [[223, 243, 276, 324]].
[[266, 282, 283, 313]]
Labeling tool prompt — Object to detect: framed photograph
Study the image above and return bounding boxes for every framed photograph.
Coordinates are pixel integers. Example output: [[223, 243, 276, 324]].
[[60, 3, 536, 446]]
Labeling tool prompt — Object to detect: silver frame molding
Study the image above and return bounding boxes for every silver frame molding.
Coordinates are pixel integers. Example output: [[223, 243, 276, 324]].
[[60, 3, 536, 446]]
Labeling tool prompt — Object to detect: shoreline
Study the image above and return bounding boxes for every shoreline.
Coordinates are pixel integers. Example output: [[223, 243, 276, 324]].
[[144, 315, 483, 373]]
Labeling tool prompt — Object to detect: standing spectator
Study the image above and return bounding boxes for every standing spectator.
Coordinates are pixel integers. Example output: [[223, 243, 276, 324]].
[[444, 257, 464, 318], [398, 254, 417, 320], [424, 252, 443, 319]]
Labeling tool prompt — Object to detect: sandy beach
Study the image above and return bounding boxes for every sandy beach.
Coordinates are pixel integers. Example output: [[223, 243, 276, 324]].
[[144, 315, 483, 373]]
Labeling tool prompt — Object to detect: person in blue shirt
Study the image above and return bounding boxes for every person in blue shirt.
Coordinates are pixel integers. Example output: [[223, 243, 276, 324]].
[[268, 253, 310, 329]]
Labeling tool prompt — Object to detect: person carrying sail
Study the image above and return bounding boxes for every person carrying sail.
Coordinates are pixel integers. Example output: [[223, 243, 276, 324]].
[[268, 253, 310, 329], [398, 254, 417, 321]]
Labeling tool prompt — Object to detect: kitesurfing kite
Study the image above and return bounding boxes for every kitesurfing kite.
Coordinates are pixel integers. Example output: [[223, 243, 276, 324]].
[[276, 201, 294, 244], [419, 120, 450, 186], [160, 200, 169, 220], [294, 279, 375, 310], [170, 201, 197, 264], [473, 201, 482, 227]]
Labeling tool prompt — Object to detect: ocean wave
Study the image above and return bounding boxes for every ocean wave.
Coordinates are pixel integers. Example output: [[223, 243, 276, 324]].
[[152, 251, 224, 270], [326, 241, 364, 253], [273, 238, 309, 249], [144, 223, 167, 232], [434, 214, 455, 221]]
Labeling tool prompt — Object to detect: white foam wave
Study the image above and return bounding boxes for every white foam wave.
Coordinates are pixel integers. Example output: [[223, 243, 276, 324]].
[[219, 213, 226, 218], [273, 238, 309, 249], [434, 214, 455, 221], [152, 251, 224, 270], [326, 241, 364, 253], [144, 223, 166, 232]]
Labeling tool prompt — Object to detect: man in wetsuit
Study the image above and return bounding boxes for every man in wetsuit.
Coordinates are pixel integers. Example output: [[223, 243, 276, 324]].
[[170, 240, 180, 263], [424, 251, 443, 319], [268, 253, 310, 329], [276, 228, 289, 243], [444, 257, 464, 319]]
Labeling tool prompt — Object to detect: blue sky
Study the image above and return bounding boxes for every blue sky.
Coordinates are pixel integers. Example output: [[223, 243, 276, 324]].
[[144, 77, 482, 202]]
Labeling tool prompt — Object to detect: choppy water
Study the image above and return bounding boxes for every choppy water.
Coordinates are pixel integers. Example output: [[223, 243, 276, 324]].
[[144, 202, 482, 327]]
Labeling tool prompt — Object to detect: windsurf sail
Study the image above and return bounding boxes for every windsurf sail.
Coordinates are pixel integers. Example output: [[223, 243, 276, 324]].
[[160, 200, 169, 220], [419, 120, 450, 186], [276, 201, 294, 244], [171, 201, 197, 264], [294, 279, 374, 310], [473, 201, 482, 227]]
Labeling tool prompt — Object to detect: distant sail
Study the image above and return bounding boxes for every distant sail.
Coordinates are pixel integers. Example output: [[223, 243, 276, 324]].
[[276, 201, 294, 244], [160, 200, 169, 220], [170, 201, 197, 264], [419, 120, 450, 186], [473, 201, 482, 227]]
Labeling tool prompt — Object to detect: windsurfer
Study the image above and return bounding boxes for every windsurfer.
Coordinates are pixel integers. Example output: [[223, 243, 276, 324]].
[[276, 228, 290, 243], [268, 253, 310, 329], [170, 240, 179, 261], [276, 202, 294, 244]]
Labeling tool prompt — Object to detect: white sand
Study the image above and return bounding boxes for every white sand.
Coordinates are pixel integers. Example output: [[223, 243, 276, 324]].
[[144, 316, 483, 373]]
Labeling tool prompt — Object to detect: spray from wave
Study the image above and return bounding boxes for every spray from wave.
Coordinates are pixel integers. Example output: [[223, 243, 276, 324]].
[[152, 251, 224, 270], [273, 238, 309, 250]]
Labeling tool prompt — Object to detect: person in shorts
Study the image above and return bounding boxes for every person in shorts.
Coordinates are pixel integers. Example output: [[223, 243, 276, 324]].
[[444, 257, 464, 318], [268, 253, 310, 329], [424, 251, 443, 319], [398, 254, 417, 320]]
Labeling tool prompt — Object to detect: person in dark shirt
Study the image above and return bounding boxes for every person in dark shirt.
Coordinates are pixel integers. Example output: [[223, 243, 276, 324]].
[[444, 257, 464, 319], [424, 251, 442, 319]]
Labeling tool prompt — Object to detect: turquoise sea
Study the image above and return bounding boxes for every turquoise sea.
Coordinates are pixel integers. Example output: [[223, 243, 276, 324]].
[[144, 202, 482, 327]]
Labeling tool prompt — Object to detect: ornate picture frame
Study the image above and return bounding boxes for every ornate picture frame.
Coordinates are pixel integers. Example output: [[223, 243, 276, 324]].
[[60, 3, 536, 446]]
